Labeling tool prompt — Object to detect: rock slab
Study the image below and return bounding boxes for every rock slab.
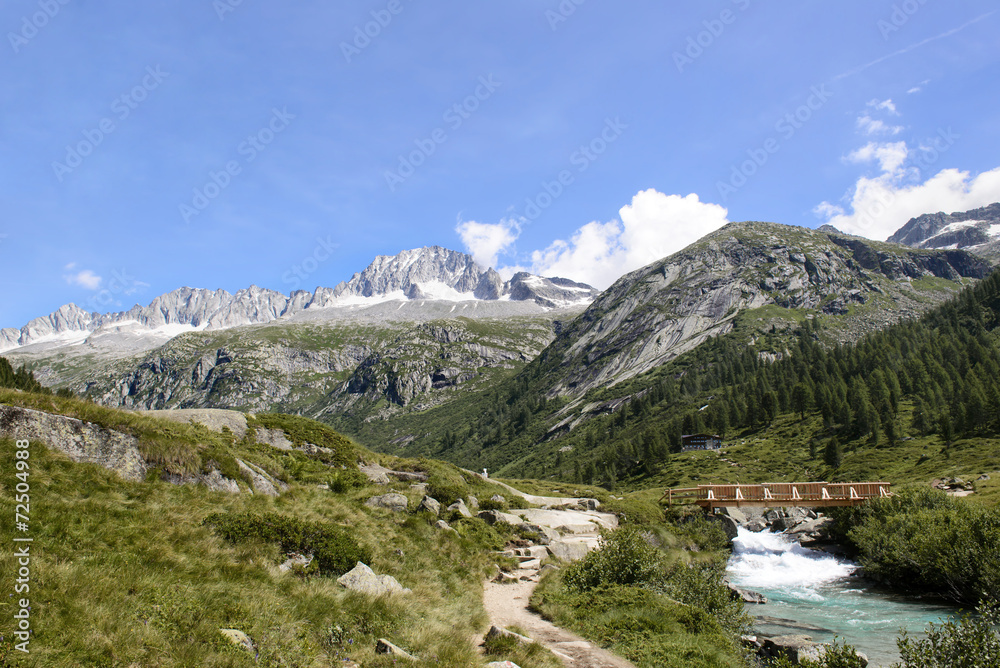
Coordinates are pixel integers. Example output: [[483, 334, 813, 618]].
[[337, 562, 410, 596]]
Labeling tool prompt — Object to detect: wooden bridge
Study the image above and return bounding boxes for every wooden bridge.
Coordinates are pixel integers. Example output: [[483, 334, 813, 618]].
[[663, 482, 892, 510]]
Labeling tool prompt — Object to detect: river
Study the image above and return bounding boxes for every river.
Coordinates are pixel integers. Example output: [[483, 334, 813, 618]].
[[726, 527, 960, 667]]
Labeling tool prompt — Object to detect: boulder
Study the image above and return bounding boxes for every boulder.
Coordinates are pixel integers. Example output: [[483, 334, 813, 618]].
[[254, 427, 293, 451], [745, 520, 768, 533], [761, 635, 823, 663], [447, 499, 473, 518], [236, 458, 286, 497], [467, 495, 479, 509], [486, 662, 522, 668], [417, 495, 441, 515], [375, 638, 415, 660], [337, 562, 410, 596], [711, 514, 740, 541], [478, 509, 524, 526], [365, 493, 409, 512], [219, 629, 254, 654], [720, 506, 748, 525], [490, 494, 507, 504], [485, 625, 533, 646], [517, 523, 560, 545], [548, 540, 591, 562], [728, 584, 768, 604], [436, 520, 457, 533], [278, 552, 313, 573]]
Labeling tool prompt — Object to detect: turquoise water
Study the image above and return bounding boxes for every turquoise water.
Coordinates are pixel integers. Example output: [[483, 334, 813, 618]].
[[726, 528, 960, 667]]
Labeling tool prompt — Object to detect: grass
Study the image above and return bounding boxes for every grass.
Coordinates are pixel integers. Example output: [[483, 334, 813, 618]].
[[0, 391, 570, 667]]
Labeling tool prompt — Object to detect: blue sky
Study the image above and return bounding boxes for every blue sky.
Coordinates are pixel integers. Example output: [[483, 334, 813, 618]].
[[2, 1, 999, 327]]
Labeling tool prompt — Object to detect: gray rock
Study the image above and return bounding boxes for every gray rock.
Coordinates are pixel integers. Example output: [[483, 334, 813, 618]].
[[745, 520, 768, 533], [365, 493, 409, 512], [417, 495, 441, 515], [237, 458, 285, 497], [278, 552, 313, 573], [711, 514, 740, 541], [485, 625, 533, 646], [337, 562, 410, 596], [467, 495, 479, 509], [486, 662, 523, 668], [728, 584, 768, 604], [490, 494, 507, 504], [375, 638, 415, 660], [219, 629, 254, 654], [435, 520, 456, 533], [0, 404, 147, 481], [254, 427, 293, 450], [720, 507, 748, 525], [517, 523, 560, 545], [547, 540, 591, 562], [478, 509, 523, 526], [447, 499, 473, 518], [166, 468, 241, 494], [761, 635, 824, 663]]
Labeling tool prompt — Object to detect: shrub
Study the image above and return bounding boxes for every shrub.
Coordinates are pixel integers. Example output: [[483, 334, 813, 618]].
[[564, 525, 666, 592], [477, 498, 507, 512], [327, 468, 369, 494], [203, 511, 370, 577], [895, 602, 1000, 668], [829, 487, 1000, 604], [426, 476, 467, 507]]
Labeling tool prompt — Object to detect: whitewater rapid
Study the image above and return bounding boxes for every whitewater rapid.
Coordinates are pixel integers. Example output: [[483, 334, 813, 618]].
[[726, 526, 958, 667], [728, 527, 856, 597]]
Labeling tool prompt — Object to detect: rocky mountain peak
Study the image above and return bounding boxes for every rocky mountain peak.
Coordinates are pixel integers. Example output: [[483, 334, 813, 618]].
[[887, 203, 1000, 263]]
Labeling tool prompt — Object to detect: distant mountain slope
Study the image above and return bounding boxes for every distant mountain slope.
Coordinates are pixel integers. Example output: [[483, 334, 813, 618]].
[[0, 246, 597, 355], [888, 202, 1000, 263], [531, 221, 991, 400]]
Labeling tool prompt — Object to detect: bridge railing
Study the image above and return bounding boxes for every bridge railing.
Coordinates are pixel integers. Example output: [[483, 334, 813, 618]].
[[664, 482, 892, 508]]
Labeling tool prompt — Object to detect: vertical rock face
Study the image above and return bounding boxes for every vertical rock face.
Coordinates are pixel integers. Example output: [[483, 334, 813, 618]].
[[0, 247, 596, 354]]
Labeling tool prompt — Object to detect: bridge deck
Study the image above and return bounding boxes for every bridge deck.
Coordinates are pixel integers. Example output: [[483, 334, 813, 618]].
[[664, 482, 891, 510]]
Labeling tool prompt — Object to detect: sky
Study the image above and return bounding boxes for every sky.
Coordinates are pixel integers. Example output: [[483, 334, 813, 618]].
[[2, 1, 999, 327]]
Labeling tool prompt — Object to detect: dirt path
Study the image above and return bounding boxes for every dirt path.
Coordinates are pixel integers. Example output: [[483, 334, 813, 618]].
[[477, 474, 635, 667], [482, 558, 635, 668]]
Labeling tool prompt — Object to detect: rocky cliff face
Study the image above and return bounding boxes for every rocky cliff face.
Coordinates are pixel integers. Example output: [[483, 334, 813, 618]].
[[534, 221, 991, 399], [888, 202, 1000, 263], [0, 247, 596, 354], [46, 313, 569, 417]]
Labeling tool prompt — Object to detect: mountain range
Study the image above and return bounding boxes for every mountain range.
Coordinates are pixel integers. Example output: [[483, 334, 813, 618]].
[[0, 246, 597, 354], [3, 205, 998, 472]]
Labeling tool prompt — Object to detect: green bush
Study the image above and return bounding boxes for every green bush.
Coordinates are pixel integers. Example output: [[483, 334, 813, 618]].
[[894, 602, 1000, 668], [327, 468, 369, 494], [203, 511, 370, 576], [830, 487, 1000, 604], [426, 476, 467, 507], [564, 525, 666, 592], [477, 498, 507, 512]]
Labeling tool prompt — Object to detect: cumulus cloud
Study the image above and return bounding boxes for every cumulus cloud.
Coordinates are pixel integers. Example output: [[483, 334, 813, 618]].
[[456, 190, 729, 289], [455, 218, 519, 269], [816, 151, 1000, 241], [63, 263, 103, 290], [847, 141, 909, 173], [856, 99, 903, 136]]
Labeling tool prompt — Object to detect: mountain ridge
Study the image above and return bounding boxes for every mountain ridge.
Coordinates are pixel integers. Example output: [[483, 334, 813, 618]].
[[0, 246, 597, 354]]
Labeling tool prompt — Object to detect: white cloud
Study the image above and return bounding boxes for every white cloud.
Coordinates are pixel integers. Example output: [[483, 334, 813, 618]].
[[527, 189, 729, 289], [455, 218, 519, 269], [847, 141, 909, 173], [64, 267, 103, 290], [816, 152, 1000, 241], [857, 115, 903, 136], [869, 99, 899, 115]]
